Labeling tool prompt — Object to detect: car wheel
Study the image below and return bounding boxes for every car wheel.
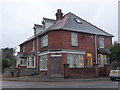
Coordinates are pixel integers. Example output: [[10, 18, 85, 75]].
[[110, 77, 116, 81]]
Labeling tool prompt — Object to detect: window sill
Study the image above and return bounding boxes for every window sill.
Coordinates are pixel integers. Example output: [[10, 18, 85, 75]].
[[27, 66, 36, 68], [41, 46, 48, 48], [71, 45, 78, 47], [40, 69, 48, 71], [20, 65, 26, 66]]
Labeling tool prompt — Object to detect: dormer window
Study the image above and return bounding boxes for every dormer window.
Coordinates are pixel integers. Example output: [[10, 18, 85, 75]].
[[42, 20, 46, 30]]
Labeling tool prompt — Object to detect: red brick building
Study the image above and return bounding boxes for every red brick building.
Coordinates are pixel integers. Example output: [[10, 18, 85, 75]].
[[17, 9, 113, 76]]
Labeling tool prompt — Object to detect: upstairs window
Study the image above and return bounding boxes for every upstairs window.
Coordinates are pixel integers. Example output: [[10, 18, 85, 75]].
[[23, 45, 25, 52], [41, 34, 48, 48], [32, 40, 35, 51], [71, 32, 78, 46], [99, 37, 104, 48]]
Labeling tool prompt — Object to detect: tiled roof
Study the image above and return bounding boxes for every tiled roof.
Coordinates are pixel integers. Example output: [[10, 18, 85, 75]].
[[19, 12, 113, 45], [19, 35, 36, 46], [48, 12, 113, 37]]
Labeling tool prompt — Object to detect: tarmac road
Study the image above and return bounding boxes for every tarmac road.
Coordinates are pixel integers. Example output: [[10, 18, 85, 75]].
[[1, 78, 119, 88]]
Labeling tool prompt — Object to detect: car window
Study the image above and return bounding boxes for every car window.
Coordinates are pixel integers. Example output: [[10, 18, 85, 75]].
[[113, 66, 120, 70]]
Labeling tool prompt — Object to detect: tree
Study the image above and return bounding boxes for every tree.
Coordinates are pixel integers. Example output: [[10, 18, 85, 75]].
[[2, 47, 16, 66], [109, 42, 120, 65], [1, 47, 17, 73], [2, 57, 11, 72]]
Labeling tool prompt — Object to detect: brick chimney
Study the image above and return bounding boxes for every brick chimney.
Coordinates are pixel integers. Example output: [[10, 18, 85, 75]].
[[55, 9, 63, 20]]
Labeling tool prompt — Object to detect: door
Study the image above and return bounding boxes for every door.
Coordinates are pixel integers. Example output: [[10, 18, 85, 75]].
[[87, 53, 93, 67], [50, 57, 62, 74]]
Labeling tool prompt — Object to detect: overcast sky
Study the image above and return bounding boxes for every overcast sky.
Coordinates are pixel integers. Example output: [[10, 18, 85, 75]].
[[0, 0, 118, 52]]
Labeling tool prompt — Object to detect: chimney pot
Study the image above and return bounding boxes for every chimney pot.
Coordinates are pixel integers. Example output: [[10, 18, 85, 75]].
[[55, 9, 63, 20]]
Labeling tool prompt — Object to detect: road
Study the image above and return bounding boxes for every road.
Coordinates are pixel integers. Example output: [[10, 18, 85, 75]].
[[1, 79, 119, 88]]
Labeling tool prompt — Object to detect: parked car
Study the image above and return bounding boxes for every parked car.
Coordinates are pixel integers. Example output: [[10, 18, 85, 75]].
[[109, 66, 120, 81]]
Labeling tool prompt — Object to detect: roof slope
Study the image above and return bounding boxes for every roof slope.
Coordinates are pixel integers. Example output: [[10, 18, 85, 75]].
[[48, 12, 113, 37], [20, 12, 113, 45]]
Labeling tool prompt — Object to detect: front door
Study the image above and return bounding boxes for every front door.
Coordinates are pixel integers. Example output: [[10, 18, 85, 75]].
[[50, 57, 61, 74]]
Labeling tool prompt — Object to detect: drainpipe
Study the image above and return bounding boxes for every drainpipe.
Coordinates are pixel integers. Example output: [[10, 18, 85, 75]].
[[36, 36, 39, 74], [95, 34, 97, 64]]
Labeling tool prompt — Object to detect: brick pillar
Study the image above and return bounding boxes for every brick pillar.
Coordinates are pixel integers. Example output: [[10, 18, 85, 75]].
[[104, 64, 111, 77], [64, 64, 69, 78], [93, 64, 99, 77]]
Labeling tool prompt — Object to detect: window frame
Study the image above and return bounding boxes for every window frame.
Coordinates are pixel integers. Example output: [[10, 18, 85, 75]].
[[71, 32, 78, 46], [40, 55, 48, 70], [27, 56, 35, 68], [99, 36, 105, 48], [67, 54, 84, 68], [32, 40, 35, 51], [20, 58, 26, 66], [41, 34, 48, 48]]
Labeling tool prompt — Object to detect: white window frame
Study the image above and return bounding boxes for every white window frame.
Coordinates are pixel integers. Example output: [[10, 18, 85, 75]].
[[98, 54, 108, 67], [20, 58, 26, 66], [40, 55, 48, 70], [99, 37, 104, 48], [71, 32, 78, 46], [41, 34, 48, 48], [27, 56, 35, 68]]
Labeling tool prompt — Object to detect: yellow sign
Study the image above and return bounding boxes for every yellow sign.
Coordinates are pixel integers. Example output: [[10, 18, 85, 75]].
[[87, 53, 92, 56]]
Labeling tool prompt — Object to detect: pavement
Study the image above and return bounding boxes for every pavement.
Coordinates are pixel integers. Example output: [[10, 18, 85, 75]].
[[1, 75, 110, 82]]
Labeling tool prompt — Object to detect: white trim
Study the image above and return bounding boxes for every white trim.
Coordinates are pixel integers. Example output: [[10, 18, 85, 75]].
[[27, 56, 36, 68], [40, 69, 48, 71], [39, 50, 85, 56], [51, 54, 62, 57]]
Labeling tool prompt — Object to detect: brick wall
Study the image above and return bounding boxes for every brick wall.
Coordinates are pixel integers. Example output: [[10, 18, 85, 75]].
[[64, 64, 111, 78], [69, 68, 95, 78]]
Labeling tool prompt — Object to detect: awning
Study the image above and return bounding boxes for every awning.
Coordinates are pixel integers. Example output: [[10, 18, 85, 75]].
[[97, 48, 111, 54]]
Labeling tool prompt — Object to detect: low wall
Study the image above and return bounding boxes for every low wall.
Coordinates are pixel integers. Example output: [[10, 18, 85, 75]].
[[3, 67, 37, 77], [69, 68, 95, 78], [64, 64, 110, 78]]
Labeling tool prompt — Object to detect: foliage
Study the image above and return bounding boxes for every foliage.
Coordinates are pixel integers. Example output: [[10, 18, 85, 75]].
[[2, 57, 11, 68], [109, 42, 120, 64], [2, 47, 16, 66], [1, 47, 17, 73]]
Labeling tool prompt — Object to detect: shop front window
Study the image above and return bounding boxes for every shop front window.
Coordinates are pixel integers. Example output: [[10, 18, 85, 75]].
[[40, 55, 48, 70], [67, 54, 84, 68]]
